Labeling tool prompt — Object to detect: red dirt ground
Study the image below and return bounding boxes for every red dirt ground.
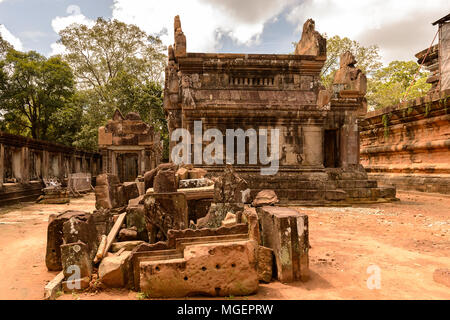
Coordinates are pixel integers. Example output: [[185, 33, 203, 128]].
[[0, 191, 448, 300]]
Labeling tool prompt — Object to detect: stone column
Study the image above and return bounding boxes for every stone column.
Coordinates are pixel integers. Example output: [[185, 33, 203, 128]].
[[339, 117, 359, 167], [0, 144, 4, 188], [42, 150, 49, 179], [22, 147, 30, 183], [302, 126, 324, 167], [140, 149, 146, 176]]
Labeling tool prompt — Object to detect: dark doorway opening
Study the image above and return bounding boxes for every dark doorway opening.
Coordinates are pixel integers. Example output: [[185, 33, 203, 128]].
[[324, 129, 339, 168], [117, 153, 139, 183]]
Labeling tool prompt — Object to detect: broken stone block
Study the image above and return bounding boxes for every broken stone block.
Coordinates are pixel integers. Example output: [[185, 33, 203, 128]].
[[221, 212, 237, 227], [197, 203, 244, 229], [176, 167, 189, 180], [257, 246, 273, 283], [111, 241, 145, 253], [95, 174, 122, 210], [144, 168, 157, 191], [122, 182, 140, 204], [154, 168, 178, 193], [139, 240, 259, 298], [118, 227, 138, 242], [144, 192, 189, 242], [99, 250, 132, 288], [188, 168, 207, 179], [257, 206, 309, 283], [92, 209, 114, 241], [62, 213, 99, 261], [60, 242, 92, 279], [252, 190, 279, 207], [45, 211, 88, 271], [213, 164, 248, 204], [126, 204, 147, 241], [242, 207, 261, 244]]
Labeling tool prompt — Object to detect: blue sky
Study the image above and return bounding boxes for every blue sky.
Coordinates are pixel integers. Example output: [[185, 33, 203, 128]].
[[0, 0, 448, 64]]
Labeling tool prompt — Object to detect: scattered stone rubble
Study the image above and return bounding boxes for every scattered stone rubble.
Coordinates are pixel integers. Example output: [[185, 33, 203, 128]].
[[44, 162, 311, 298]]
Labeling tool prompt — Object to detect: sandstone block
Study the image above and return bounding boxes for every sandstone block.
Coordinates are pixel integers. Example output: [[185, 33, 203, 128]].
[[99, 251, 132, 288], [257, 246, 273, 283], [139, 240, 259, 298], [252, 190, 279, 207], [257, 206, 309, 283], [111, 241, 145, 253], [60, 242, 92, 279]]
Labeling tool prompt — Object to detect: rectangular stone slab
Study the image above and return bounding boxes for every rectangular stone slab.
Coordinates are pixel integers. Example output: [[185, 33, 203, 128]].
[[257, 206, 309, 283]]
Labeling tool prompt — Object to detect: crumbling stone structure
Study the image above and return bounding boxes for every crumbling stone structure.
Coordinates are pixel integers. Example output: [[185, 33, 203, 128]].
[[360, 15, 450, 195], [163, 16, 395, 203], [98, 110, 162, 183], [0, 132, 101, 206]]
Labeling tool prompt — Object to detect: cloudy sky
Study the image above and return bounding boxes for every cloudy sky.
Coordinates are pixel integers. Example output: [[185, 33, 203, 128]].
[[0, 0, 448, 64]]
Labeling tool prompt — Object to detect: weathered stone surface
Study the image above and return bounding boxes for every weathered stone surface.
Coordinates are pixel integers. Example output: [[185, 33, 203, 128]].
[[126, 204, 147, 241], [111, 241, 145, 253], [62, 213, 99, 261], [99, 251, 132, 288], [333, 51, 367, 95], [433, 268, 450, 288], [118, 227, 138, 242], [62, 276, 90, 292], [45, 211, 88, 271], [144, 168, 157, 191], [257, 206, 309, 283], [295, 19, 326, 57], [122, 182, 140, 204], [252, 190, 279, 207], [60, 242, 92, 279], [179, 178, 213, 189], [257, 246, 273, 283], [242, 207, 261, 244], [154, 167, 178, 193], [213, 164, 248, 204], [361, 89, 450, 195], [99, 110, 161, 183], [95, 174, 122, 210], [188, 168, 207, 179], [221, 212, 237, 227], [144, 192, 189, 242], [197, 203, 244, 229], [139, 240, 259, 298]]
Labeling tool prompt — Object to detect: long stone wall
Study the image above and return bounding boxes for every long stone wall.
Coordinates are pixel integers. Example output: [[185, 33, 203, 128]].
[[360, 89, 450, 194], [0, 132, 102, 206]]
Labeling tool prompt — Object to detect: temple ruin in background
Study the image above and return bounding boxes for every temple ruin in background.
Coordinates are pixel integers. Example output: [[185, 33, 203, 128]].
[[360, 14, 450, 194], [98, 110, 162, 183]]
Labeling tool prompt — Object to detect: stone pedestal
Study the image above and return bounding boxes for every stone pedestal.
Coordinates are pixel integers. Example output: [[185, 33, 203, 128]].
[[257, 206, 309, 282]]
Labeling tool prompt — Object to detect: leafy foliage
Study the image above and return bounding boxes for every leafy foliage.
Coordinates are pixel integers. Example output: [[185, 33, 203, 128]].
[[0, 49, 76, 140], [367, 60, 431, 110], [58, 18, 167, 150]]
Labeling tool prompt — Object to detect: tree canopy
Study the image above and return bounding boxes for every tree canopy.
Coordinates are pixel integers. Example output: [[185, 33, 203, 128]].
[[0, 49, 76, 141], [57, 18, 167, 150]]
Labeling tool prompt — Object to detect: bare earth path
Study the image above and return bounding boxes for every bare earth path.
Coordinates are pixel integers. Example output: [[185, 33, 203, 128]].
[[0, 191, 448, 300]]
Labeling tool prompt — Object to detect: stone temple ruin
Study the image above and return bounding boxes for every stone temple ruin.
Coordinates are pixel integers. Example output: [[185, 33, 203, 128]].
[[165, 16, 396, 204], [43, 16, 400, 299]]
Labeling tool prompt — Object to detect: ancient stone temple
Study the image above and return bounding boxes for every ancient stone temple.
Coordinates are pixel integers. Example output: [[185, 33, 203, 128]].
[[98, 110, 162, 183], [164, 16, 395, 203], [360, 14, 450, 195]]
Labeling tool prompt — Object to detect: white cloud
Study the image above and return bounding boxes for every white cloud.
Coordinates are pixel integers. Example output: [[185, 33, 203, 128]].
[[0, 24, 23, 51], [287, 0, 450, 64], [50, 5, 95, 55], [112, 0, 295, 52]]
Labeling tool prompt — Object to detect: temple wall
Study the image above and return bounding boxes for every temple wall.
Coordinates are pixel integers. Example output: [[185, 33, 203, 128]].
[[360, 89, 450, 194], [0, 132, 102, 206]]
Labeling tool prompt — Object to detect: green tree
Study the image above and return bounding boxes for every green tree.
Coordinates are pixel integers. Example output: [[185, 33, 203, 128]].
[[0, 49, 76, 140], [57, 18, 167, 150], [367, 60, 431, 109]]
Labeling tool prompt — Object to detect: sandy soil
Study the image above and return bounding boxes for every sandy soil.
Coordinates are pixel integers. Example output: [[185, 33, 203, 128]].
[[0, 191, 448, 300]]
